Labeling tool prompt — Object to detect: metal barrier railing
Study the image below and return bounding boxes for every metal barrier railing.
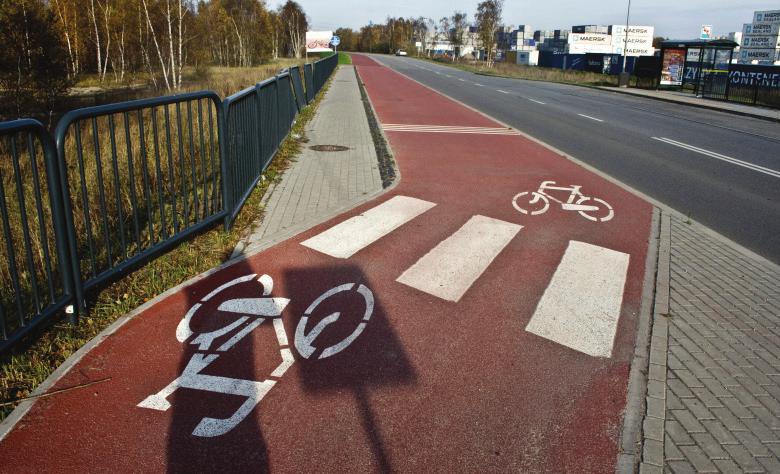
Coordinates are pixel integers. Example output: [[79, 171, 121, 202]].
[[305, 64, 315, 104], [290, 66, 307, 112], [313, 54, 338, 97], [0, 120, 76, 349], [0, 58, 338, 352]]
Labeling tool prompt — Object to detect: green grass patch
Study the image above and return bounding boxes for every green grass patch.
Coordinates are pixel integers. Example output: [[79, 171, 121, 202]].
[[0, 73, 334, 420], [337, 52, 352, 65]]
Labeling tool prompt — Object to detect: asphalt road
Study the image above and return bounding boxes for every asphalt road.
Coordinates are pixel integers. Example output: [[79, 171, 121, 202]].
[[370, 54, 780, 263]]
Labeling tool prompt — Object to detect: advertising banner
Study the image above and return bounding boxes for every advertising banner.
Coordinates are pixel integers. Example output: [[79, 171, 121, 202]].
[[741, 48, 779, 63], [743, 23, 780, 36], [754, 10, 780, 25], [306, 31, 334, 53], [729, 64, 780, 89], [743, 36, 780, 48], [700, 25, 713, 40], [568, 33, 613, 54], [610, 25, 655, 56], [660, 48, 685, 85]]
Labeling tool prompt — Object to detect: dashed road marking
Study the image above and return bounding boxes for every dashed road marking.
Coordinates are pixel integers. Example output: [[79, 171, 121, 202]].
[[497, 89, 510, 94], [652, 137, 780, 179], [301, 195, 436, 258], [525, 241, 630, 358], [397, 215, 522, 302], [577, 113, 604, 122], [474, 83, 484, 87], [527, 98, 546, 105], [458, 78, 466, 82]]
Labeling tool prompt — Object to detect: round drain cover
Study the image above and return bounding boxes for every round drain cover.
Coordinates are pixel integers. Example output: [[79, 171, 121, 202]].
[[309, 144, 349, 152]]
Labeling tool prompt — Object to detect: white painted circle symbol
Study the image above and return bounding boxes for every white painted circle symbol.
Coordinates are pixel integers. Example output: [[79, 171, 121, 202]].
[[512, 191, 550, 216], [294, 283, 375, 360]]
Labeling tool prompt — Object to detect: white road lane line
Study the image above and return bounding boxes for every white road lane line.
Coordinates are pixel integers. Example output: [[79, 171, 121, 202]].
[[397, 215, 522, 302], [527, 98, 546, 105], [497, 89, 510, 94], [301, 196, 436, 258], [525, 241, 630, 358], [578, 113, 604, 122], [458, 78, 466, 82], [652, 137, 780, 179], [474, 83, 484, 87], [445, 74, 453, 77]]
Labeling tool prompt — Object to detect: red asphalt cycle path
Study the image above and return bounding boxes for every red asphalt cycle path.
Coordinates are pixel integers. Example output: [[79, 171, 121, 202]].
[[0, 55, 653, 473]]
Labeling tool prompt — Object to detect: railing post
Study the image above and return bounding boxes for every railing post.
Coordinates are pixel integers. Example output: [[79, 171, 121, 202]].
[[219, 97, 234, 231]]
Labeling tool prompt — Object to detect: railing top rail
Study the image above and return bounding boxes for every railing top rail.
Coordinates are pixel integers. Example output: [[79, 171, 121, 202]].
[[256, 76, 277, 89], [224, 85, 258, 107], [54, 90, 221, 147], [0, 118, 48, 134], [277, 71, 290, 79]]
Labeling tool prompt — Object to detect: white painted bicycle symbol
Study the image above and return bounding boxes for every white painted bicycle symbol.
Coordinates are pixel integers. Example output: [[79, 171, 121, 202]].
[[138, 274, 374, 437], [512, 180, 614, 222]]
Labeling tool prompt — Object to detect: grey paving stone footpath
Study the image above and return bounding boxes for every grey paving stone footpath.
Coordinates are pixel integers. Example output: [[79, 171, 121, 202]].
[[640, 213, 780, 474], [233, 65, 384, 256]]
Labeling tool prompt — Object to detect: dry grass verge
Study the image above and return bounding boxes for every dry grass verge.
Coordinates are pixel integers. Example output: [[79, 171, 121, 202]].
[[0, 71, 333, 421]]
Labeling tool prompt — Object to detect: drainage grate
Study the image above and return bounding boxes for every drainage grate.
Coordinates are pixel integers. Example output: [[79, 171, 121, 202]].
[[309, 144, 350, 152]]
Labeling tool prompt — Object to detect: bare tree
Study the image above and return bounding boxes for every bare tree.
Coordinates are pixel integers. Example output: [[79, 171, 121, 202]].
[[279, 1, 306, 59], [449, 12, 468, 61], [475, 0, 503, 67]]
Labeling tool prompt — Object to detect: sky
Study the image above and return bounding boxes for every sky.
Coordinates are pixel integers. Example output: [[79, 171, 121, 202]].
[[266, 1, 779, 39]]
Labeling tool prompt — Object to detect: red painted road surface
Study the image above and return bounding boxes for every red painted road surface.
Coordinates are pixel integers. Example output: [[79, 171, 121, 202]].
[[0, 55, 653, 473]]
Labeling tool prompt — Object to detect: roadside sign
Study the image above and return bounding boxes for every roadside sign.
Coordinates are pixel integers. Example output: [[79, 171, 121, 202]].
[[330, 36, 341, 47]]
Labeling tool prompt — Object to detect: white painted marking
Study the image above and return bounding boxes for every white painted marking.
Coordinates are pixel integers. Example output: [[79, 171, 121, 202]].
[[577, 113, 604, 122], [652, 137, 780, 179], [138, 353, 277, 437], [525, 241, 630, 358], [458, 78, 466, 82], [382, 124, 522, 136], [217, 319, 265, 352], [272, 317, 289, 346], [397, 215, 522, 302], [527, 98, 546, 105], [217, 297, 290, 317], [295, 283, 375, 359], [301, 195, 436, 258], [435, 71, 441, 75], [497, 89, 510, 94], [445, 74, 453, 77], [474, 83, 484, 87]]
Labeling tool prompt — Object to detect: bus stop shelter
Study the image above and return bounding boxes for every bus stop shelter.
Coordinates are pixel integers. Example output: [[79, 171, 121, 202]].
[[657, 39, 738, 94]]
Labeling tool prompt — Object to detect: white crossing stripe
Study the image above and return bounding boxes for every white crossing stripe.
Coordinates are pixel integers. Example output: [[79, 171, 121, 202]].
[[652, 137, 780, 179], [301, 196, 436, 258], [397, 215, 522, 302], [525, 241, 630, 358], [382, 124, 523, 136]]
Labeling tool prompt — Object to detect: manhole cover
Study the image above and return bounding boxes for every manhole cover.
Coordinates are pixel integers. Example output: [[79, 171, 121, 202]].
[[310, 145, 350, 152]]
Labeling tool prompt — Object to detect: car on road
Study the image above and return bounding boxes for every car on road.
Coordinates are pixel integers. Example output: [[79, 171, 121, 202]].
[[395, 49, 408, 56]]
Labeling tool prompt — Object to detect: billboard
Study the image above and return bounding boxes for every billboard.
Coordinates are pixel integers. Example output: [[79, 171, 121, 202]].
[[660, 48, 685, 85], [700, 25, 713, 40], [754, 10, 780, 24], [306, 31, 334, 53], [740, 48, 779, 63], [610, 25, 655, 56], [743, 36, 780, 48], [568, 33, 613, 54], [743, 23, 780, 36]]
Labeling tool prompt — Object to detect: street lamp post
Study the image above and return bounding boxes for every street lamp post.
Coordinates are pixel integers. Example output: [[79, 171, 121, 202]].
[[619, 0, 632, 87]]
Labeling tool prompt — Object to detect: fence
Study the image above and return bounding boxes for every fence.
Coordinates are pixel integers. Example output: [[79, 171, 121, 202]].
[[701, 64, 780, 109], [0, 54, 339, 352]]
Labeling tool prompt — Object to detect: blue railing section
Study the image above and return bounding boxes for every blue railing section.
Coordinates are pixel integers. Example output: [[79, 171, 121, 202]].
[[0, 53, 339, 352]]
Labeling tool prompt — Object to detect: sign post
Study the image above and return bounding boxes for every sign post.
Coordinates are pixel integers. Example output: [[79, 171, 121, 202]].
[[330, 35, 341, 56]]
